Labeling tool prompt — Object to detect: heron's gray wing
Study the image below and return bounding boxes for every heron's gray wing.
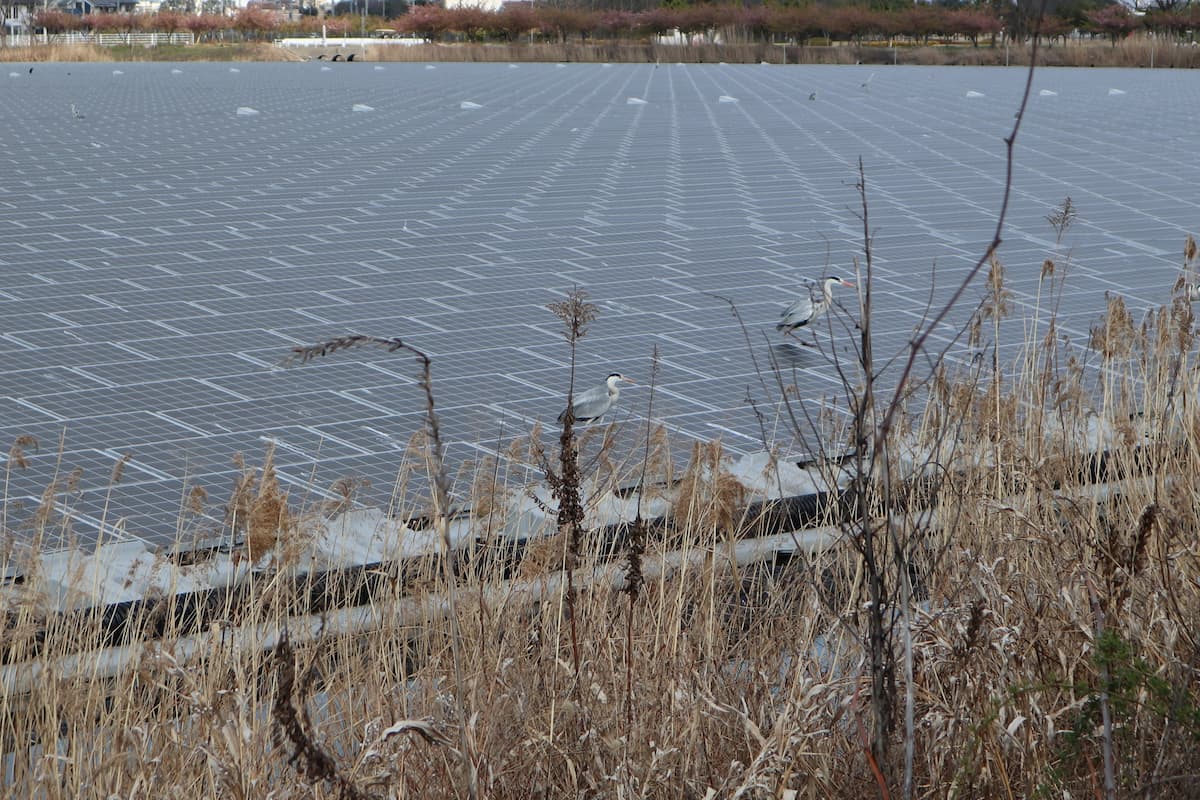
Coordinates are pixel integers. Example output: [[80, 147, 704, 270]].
[[779, 294, 816, 328], [559, 383, 610, 422], [573, 383, 612, 418]]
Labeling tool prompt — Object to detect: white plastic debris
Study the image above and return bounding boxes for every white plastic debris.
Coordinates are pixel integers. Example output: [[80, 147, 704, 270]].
[[32, 540, 246, 610], [588, 491, 670, 527], [728, 451, 837, 499], [303, 508, 437, 569]]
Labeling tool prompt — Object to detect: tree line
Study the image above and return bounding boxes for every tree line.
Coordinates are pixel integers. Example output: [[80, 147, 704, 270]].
[[29, 2, 1195, 47]]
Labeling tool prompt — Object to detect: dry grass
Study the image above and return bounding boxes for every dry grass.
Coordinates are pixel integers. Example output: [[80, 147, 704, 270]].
[[362, 39, 1192, 67], [0, 44, 110, 62], [0, 42, 294, 62], [907, 38, 1200, 69], [1, 243, 1199, 798]]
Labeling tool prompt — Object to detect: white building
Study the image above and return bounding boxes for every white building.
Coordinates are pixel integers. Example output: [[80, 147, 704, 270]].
[[442, 0, 504, 11]]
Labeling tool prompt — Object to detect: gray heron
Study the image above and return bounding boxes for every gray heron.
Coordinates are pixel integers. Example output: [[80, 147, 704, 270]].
[[70, 104, 85, 119], [558, 373, 635, 424], [777, 276, 855, 340]]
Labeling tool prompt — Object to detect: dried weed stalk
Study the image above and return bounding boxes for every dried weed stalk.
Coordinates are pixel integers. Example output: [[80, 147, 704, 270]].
[[271, 631, 373, 800], [541, 287, 599, 681], [283, 332, 478, 799]]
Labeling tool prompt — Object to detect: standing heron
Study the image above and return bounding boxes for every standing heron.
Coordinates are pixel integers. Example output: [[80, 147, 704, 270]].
[[558, 373, 635, 424], [777, 276, 856, 341], [70, 104, 85, 120]]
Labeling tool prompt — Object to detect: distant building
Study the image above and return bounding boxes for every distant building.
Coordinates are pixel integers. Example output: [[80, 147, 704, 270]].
[[2, 0, 36, 36], [443, 0, 503, 11], [45, 0, 140, 13]]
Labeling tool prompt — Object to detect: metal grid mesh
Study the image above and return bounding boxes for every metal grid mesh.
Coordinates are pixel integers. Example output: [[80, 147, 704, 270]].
[[1, 62, 1193, 549]]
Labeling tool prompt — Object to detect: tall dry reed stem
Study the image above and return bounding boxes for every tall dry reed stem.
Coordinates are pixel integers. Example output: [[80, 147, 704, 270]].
[[623, 345, 659, 734], [542, 287, 599, 688], [280, 333, 478, 799]]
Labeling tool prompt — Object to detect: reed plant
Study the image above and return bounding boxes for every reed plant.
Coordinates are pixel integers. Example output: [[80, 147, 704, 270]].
[[0, 42, 286, 62]]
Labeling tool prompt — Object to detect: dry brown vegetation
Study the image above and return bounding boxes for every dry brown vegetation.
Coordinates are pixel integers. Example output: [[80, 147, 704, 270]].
[[0, 41, 294, 62], [355, 38, 1200, 68], [0, 43, 111, 62]]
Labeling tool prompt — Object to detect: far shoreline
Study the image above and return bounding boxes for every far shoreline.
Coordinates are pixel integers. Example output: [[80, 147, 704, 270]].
[[1, 38, 1194, 69]]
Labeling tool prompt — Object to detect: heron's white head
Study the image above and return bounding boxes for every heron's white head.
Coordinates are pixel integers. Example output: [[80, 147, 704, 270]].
[[606, 373, 636, 389], [825, 276, 856, 289]]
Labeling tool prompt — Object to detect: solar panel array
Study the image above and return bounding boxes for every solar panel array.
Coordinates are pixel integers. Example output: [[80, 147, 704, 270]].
[[1, 61, 1195, 551]]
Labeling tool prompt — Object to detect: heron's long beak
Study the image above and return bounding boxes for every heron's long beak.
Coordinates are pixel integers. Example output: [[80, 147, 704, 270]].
[[622, 376, 638, 385], [841, 279, 857, 288]]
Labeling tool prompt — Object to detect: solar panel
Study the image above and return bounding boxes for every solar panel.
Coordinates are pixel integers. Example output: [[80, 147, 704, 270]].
[[1, 62, 1192, 551]]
